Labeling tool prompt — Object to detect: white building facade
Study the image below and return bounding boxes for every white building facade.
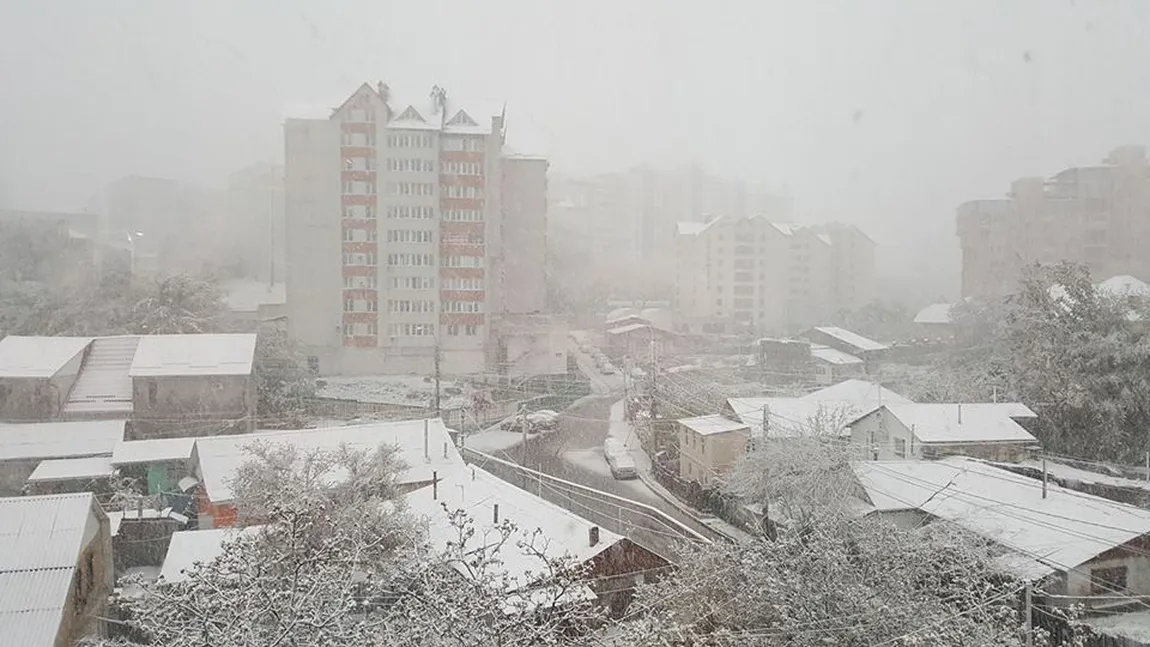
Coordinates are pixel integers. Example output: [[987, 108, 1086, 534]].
[[285, 83, 511, 375]]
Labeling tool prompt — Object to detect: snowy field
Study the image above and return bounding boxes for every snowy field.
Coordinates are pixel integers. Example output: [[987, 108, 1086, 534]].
[[317, 375, 476, 410]]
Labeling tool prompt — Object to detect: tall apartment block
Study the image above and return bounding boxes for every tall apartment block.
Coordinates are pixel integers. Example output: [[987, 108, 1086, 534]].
[[284, 82, 552, 376], [673, 215, 875, 335], [958, 145, 1150, 300]]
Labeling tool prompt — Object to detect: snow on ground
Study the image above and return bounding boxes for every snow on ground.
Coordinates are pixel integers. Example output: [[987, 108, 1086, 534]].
[[317, 375, 475, 409], [1084, 610, 1150, 642]]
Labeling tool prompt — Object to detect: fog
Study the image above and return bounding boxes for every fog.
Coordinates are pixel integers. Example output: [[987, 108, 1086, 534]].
[[2, 0, 1150, 301]]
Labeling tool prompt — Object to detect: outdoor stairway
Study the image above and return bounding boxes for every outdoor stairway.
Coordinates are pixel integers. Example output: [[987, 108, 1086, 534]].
[[63, 336, 140, 417]]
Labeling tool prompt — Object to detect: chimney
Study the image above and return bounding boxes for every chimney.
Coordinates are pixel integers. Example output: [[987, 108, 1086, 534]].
[[424, 419, 430, 461], [493, 503, 500, 524], [432, 471, 438, 500], [588, 526, 600, 547]]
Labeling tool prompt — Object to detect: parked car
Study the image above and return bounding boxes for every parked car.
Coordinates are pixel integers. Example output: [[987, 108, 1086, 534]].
[[603, 438, 638, 480], [601, 363, 617, 375]]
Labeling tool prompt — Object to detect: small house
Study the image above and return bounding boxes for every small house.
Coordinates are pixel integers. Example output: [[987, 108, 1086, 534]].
[[111, 437, 197, 495], [191, 418, 464, 529], [129, 334, 258, 436], [676, 415, 750, 486], [912, 303, 955, 340], [810, 345, 865, 384], [604, 324, 675, 361], [801, 326, 889, 360], [406, 466, 670, 614], [849, 403, 1038, 462], [0, 336, 92, 420], [854, 458, 1150, 610], [0, 493, 113, 647]]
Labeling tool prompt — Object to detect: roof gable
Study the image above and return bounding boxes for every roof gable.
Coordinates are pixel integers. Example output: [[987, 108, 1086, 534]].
[[395, 105, 426, 122], [447, 109, 477, 126]]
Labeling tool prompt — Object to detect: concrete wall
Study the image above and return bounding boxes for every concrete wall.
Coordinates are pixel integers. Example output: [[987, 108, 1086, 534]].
[[59, 504, 113, 647], [133, 375, 254, 431], [0, 349, 85, 421]]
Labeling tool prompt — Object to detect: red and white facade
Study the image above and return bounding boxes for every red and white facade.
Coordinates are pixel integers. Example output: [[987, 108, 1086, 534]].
[[285, 83, 506, 375]]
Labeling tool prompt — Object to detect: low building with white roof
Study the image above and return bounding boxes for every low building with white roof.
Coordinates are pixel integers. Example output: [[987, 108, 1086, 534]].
[[853, 457, 1150, 607], [676, 414, 751, 486], [0, 335, 93, 420], [129, 333, 258, 435], [809, 344, 865, 384], [159, 526, 265, 583], [405, 467, 668, 609], [25, 456, 116, 495], [803, 326, 889, 358], [191, 418, 464, 528], [0, 419, 126, 494], [0, 492, 113, 647], [849, 402, 1038, 462], [111, 437, 197, 494]]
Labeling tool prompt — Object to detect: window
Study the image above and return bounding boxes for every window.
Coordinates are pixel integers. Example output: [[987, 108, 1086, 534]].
[[388, 323, 436, 337], [1091, 566, 1128, 595], [446, 324, 460, 336], [444, 300, 483, 313], [465, 324, 480, 336], [147, 380, 157, 407], [893, 437, 906, 458]]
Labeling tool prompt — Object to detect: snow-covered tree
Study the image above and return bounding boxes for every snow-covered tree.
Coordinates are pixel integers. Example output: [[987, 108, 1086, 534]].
[[252, 328, 317, 426], [91, 443, 606, 646]]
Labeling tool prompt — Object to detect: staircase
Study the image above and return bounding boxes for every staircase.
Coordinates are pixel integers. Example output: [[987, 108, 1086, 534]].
[[63, 336, 140, 418]]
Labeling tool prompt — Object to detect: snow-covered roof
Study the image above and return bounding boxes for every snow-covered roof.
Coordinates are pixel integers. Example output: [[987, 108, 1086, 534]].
[[854, 457, 1150, 578], [405, 467, 625, 594], [223, 281, 286, 313], [802, 379, 912, 408], [880, 403, 1038, 444], [678, 414, 749, 436], [27, 456, 115, 483], [0, 492, 102, 647], [811, 326, 889, 352], [160, 526, 264, 583], [724, 397, 857, 438], [913, 303, 954, 325], [194, 418, 464, 504], [1098, 275, 1150, 298], [810, 345, 863, 365], [111, 437, 196, 466], [0, 420, 126, 461], [1002, 458, 1150, 493], [0, 336, 91, 378], [606, 323, 650, 335], [676, 222, 708, 236], [129, 334, 257, 377]]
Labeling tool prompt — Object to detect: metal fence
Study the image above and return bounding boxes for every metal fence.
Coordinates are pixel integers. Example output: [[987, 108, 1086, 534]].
[[463, 448, 720, 562]]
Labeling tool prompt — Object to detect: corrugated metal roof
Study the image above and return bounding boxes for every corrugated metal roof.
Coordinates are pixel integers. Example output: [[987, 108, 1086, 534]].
[[0, 493, 96, 571], [111, 437, 196, 466], [194, 418, 466, 503], [130, 334, 257, 377], [0, 420, 126, 461], [28, 456, 116, 483], [0, 336, 91, 378], [810, 345, 863, 365], [0, 570, 73, 647], [812, 326, 890, 352]]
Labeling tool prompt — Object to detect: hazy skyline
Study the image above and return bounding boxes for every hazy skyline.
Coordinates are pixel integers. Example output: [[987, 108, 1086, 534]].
[[2, 0, 1149, 302]]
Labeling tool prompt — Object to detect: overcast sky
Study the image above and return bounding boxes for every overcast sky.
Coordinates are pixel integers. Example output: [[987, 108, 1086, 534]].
[[2, 0, 1149, 301]]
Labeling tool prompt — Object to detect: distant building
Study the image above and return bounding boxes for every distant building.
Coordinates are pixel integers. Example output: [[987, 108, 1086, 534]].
[[958, 145, 1150, 300], [912, 302, 956, 339], [801, 326, 888, 361], [673, 216, 876, 335], [810, 345, 865, 384], [0, 492, 113, 646], [0, 420, 125, 495], [285, 81, 553, 377], [676, 415, 750, 486]]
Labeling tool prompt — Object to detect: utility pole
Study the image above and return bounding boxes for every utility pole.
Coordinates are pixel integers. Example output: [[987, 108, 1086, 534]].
[[648, 328, 658, 419], [1023, 582, 1033, 647], [519, 404, 529, 488], [433, 340, 442, 417], [1041, 456, 1048, 499]]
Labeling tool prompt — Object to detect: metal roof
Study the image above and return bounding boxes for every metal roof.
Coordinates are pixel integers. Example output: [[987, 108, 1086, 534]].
[[880, 403, 1038, 444], [160, 526, 264, 583], [111, 437, 196, 466], [129, 333, 258, 377], [28, 456, 116, 483], [0, 493, 102, 647], [0, 493, 98, 570], [0, 336, 91, 378], [810, 345, 863, 365], [0, 420, 126, 461], [677, 414, 749, 436], [194, 418, 465, 503], [811, 326, 890, 352]]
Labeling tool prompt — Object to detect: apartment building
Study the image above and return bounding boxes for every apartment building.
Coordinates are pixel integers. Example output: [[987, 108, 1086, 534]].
[[958, 145, 1150, 300], [673, 215, 875, 335], [548, 166, 791, 301], [286, 82, 553, 376]]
